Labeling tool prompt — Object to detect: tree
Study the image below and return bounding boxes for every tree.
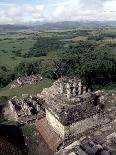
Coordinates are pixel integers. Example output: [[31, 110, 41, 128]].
[[14, 60, 43, 77]]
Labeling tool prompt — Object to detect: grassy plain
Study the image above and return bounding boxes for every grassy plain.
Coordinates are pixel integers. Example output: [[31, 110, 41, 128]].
[[0, 27, 116, 96], [0, 28, 115, 69]]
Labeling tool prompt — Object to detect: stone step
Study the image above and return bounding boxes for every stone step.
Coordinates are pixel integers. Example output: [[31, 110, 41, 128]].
[[36, 117, 62, 152]]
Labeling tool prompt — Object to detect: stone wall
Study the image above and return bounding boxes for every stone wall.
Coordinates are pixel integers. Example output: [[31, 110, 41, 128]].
[[3, 101, 18, 121], [46, 109, 110, 139], [64, 114, 110, 139], [43, 78, 116, 145], [46, 109, 65, 138], [9, 95, 45, 123]]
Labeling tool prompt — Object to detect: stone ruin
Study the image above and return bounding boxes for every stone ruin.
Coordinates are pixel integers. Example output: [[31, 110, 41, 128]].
[[10, 74, 43, 89], [2, 76, 116, 154], [59, 77, 91, 98], [55, 141, 112, 155], [3, 95, 45, 123], [40, 77, 116, 150], [43, 77, 99, 139]]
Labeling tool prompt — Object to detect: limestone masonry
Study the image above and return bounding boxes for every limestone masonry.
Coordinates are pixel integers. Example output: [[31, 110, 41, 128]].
[[41, 77, 109, 139], [3, 76, 116, 154], [41, 77, 116, 153]]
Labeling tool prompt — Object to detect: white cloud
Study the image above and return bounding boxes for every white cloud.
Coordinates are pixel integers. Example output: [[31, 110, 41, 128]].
[[49, 0, 116, 22], [0, 4, 45, 24], [0, 0, 116, 24], [0, 3, 16, 6], [103, 0, 116, 12]]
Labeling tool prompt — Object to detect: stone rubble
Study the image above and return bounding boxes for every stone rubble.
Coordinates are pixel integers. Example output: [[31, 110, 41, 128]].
[[2, 76, 116, 154], [6, 94, 45, 123], [10, 74, 43, 89]]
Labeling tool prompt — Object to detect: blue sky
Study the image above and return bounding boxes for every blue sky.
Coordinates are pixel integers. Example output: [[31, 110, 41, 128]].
[[0, 0, 116, 24]]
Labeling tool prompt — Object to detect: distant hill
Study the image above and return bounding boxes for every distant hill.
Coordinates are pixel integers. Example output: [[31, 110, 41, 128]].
[[0, 24, 29, 31], [1, 21, 116, 31], [33, 21, 116, 30]]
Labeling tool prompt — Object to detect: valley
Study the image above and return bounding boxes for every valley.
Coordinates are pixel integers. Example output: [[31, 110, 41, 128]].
[[0, 25, 116, 155]]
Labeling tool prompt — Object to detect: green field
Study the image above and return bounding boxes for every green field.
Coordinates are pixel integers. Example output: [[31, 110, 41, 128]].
[[0, 28, 115, 69], [0, 29, 73, 69], [0, 31, 37, 69], [0, 27, 116, 96]]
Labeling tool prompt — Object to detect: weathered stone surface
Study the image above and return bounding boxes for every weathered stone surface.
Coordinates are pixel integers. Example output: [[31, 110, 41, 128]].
[[43, 86, 103, 126], [55, 141, 111, 155], [3, 101, 18, 121], [42, 77, 116, 144], [9, 95, 45, 123], [10, 74, 43, 89]]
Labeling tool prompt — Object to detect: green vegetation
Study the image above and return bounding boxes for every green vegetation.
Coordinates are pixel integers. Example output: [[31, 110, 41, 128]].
[[0, 96, 9, 122], [0, 78, 53, 98], [0, 96, 8, 105], [27, 37, 64, 57], [22, 124, 36, 137], [0, 28, 116, 94]]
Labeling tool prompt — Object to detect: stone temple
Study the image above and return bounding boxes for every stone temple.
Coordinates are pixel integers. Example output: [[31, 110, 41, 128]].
[[35, 76, 116, 154], [41, 77, 112, 144], [3, 76, 116, 154]]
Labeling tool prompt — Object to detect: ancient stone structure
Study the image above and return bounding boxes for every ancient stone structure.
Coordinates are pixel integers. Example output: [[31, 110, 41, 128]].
[[41, 77, 116, 144], [2, 76, 116, 154], [59, 77, 87, 98], [55, 141, 112, 155], [7, 95, 45, 123], [3, 101, 18, 121], [10, 74, 43, 89]]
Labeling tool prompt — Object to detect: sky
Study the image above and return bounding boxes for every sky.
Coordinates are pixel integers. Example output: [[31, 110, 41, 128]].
[[0, 0, 116, 24]]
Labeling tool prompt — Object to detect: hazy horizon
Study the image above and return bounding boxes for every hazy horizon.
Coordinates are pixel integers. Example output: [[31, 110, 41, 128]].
[[0, 0, 116, 24]]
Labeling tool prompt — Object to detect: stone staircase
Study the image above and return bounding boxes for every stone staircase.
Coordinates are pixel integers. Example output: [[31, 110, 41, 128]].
[[36, 117, 62, 152]]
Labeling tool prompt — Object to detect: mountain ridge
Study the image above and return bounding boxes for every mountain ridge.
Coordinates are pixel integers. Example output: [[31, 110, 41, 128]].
[[0, 21, 116, 30]]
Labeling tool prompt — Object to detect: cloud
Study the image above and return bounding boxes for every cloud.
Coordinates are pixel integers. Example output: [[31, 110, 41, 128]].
[[0, 4, 45, 24], [49, 0, 116, 22], [0, 3, 16, 6], [0, 0, 116, 24]]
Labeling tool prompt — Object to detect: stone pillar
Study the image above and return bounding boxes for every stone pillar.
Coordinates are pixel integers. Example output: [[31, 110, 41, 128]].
[[72, 81, 77, 97], [66, 83, 71, 99], [78, 80, 82, 95]]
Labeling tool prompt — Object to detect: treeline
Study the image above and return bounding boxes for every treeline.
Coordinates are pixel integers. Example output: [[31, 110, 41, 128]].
[[57, 41, 116, 87], [25, 37, 64, 57], [14, 41, 116, 87], [0, 66, 15, 88], [0, 40, 116, 89]]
